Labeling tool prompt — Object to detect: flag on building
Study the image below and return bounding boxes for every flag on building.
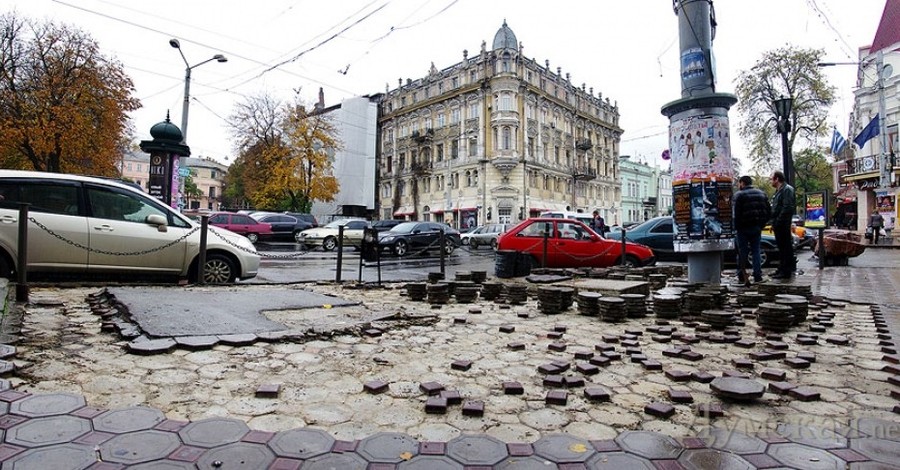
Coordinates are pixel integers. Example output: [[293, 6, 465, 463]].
[[853, 114, 880, 148], [830, 128, 847, 155]]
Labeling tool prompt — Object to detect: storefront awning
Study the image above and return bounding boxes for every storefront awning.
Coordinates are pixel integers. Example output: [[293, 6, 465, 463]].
[[431, 209, 444, 215], [393, 207, 413, 217], [457, 207, 477, 212]]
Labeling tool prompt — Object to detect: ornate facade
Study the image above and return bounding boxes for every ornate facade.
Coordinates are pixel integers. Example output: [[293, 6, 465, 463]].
[[377, 22, 623, 229]]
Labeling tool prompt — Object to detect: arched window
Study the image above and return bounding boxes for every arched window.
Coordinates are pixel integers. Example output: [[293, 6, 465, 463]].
[[502, 127, 511, 150], [473, 170, 479, 186], [466, 170, 473, 187]]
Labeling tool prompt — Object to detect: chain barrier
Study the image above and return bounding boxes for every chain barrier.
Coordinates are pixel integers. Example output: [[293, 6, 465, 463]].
[[28, 217, 201, 256]]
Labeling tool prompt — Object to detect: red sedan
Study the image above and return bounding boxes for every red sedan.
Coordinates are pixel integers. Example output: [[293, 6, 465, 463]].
[[208, 212, 273, 244], [497, 218, 656, 268]]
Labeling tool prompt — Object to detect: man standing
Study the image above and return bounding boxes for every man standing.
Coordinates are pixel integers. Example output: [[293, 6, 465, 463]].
[[868, 209, 884, 244], [591, 210, 606, 236], [770, 170, 796, 279], [733, 175, 771, 284]]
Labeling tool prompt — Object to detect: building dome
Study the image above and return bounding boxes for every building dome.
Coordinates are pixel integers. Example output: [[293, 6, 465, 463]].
[[149, 115, 183, 142], [492, 20, 517, 51]]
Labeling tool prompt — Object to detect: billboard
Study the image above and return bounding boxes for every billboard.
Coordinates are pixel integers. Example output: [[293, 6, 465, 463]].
[[804, 192, 827, 229]]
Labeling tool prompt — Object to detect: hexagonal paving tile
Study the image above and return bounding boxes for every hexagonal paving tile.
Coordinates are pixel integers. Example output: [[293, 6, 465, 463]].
[[853, 418, 900, 442], [699, 427, 767, 454], [776, 424, 848, 449], [268, 428, 335, 460], [532, 433, 596, 463], [357, 432, 419, 464], [446, 434, 509, 466], [585, 451, 655, 469], [9, 393, 86, 418], [678, 449, 754, 470], [93, 406, 166, 434], [0, 344, 17, 359], [397, 455, 464, 469], [195, 442, 276, 469], [615, 431, 683, 460], [850, 437, 900, 465], [300, 452, 368, 470], [3, 443, 96, 470], [178, 417, 249, 448], [127, 461, 196, 470], [494, 456, 559, 469], [99, 430, 181, 464], [767, 443, 847, 469], [6, 415, 92, 448]]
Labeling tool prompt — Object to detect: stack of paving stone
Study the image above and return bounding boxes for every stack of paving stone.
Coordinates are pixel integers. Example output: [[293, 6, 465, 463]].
[[756, 302, 795, 332], [587, 268, 611, 278], [455, 272, 473, 282], [607, 272, 627, 280], [480, 282, 503, 301], [598, 296, 627, 322], [775, 294, 809, 325], [756, 283, 782, 301], [783, 283, 813, 300], [454, 281, 480, 304], [557, 286, 575, 311], [620, 293, 649, 318], [648, 273, 668, 290], [697, 285, 729, 308], [652, 293, 683, 319], [576, 291, 602, 316], [701, 309, 735, 329], [506, 284, 529, 305], [428, 272, 445, 283], [537, 286, 567, 314], [426, 283, 451, 305], [684, 292, 716, 317], [737, 291, 766, 308], [405, 282, 428, 302], [624, 274, 645, 282], [470, 270, 487, 284]]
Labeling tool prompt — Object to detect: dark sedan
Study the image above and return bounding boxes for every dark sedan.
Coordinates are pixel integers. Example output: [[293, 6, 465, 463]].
[[377, 221, 461, 256], [607, 216, 779, 267], [251, 213, 313, 243]]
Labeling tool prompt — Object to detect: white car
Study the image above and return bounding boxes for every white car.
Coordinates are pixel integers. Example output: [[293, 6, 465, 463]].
[[0, 170, 259, 284]]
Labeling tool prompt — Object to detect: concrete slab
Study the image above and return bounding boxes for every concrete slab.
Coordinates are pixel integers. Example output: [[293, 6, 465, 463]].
[[558, 278, 651, 296]]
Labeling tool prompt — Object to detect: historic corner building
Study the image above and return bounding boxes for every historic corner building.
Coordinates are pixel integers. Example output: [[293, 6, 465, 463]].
[[376, 22, 623, 229]]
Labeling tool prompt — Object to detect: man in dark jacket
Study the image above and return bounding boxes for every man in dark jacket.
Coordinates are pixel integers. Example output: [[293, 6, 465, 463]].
[[733, 175, 771, 284], [770, 170, 796, 278]]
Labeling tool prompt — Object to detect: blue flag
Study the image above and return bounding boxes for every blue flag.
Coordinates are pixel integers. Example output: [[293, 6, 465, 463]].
[[830, 128, 847, 155], [854, 114, 880, 148]]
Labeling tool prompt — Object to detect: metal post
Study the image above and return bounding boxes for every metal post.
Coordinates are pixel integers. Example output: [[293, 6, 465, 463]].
[[542, 228, 549, 268], [876, 50, 891, 189], [621, 228, 627, 266], [15, 203, 29, 302], [197, 215, 208, 284], [335, 225, 344, 283], [180, 67, 191, 144], [778, 113, 794, 187], [439, 229, 446, 275]]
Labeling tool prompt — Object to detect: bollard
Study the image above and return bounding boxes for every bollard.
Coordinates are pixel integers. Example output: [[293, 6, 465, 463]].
[[439, 229, 446, 276], [336, 225, 344, 283], [817, 228, 825, 270], [197, 215, 209, 284], [542, 227, 549, 268], [621, 228, 627, 266], [15, 203, 29, 302]]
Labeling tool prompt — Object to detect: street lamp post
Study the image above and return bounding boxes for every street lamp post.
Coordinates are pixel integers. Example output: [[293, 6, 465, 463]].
[[169, 39, 227, 144], [773, 96, 794, 187]]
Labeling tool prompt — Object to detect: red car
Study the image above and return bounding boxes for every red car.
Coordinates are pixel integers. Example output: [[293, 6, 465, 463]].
[[208, 212, 273, 244], [497, 218, 656, 268]]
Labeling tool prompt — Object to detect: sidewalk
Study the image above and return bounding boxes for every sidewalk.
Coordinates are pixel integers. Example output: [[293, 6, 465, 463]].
[[0, 260, 899, 469]]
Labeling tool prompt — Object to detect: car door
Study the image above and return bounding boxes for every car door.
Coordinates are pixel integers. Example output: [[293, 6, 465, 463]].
[[343, 220, 369, 246], [551, 221, 605, 267], [230, 214, 258, 236], [265, 215, 295, 239], [643, 219, 676, 260], [84, 183, 189, 274], [0, 179, 89, 273]]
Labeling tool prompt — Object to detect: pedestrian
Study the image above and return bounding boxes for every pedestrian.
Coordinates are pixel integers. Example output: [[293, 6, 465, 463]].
[[868, 209, 884, 244], [770, 170, 796, 279], [732, 175, 771, 285], [591, 210, 606, 236]]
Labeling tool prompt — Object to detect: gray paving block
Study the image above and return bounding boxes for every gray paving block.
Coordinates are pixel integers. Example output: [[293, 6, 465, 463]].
[[99, 430, 181, 464], [678, 448, 754, 470], [127, 461, 196, 470], [7, 416, 91, 448], [9, 393, 86, 418], [300, 452, 368, 470], [357, 432, 419, 463], [3, 443, 96, 470], [615, 431, 683, 460], [397, 455, 464, 469], [0, 344, 17, 359], [494, 455, 558, 469], [174, 335, 219, 350], [178, 417, 249, 448], [445, 434, 508, 466], [532, 433, 596, 463], [852, 417, 900, 442], [93, 406, 166, 434], [767, 443, 846, 469], [776, 424, 848, 449], [698, 427, 767, 454], [267, 428, 334, 460], [850, 437, 900, 465], [585, 451, 655, 469], [195, 442, 276, 469]]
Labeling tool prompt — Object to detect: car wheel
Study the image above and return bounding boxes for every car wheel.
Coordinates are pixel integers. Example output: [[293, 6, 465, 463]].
[[393, 239, 408, 256], [491, 239, 498, 250], [443, 239, 455, 255], [620, 254, 641, 267], [322, 236, 337, 251], [470, 240, 478, 249], [246, 232, 259, 244], [461, 238, 470, 246], [203, 254, 237, 284], [293, 230, 304, 243]]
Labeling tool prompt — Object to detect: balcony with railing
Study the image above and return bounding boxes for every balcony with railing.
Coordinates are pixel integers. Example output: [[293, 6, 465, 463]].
[[412, 128, 434, 144], [844, 155, 880, 177], [572, 165, 597, 181]]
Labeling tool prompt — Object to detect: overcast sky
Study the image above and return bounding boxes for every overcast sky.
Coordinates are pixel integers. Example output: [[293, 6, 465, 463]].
[[4, 0, 887, 170]]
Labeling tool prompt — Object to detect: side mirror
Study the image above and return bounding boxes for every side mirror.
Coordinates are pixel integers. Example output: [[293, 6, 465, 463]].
[[146, 214, 168, 232]]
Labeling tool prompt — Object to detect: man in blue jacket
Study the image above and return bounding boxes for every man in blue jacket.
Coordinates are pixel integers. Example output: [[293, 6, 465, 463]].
[[733, 175, 771, 285], [770, 170, 796, 279]]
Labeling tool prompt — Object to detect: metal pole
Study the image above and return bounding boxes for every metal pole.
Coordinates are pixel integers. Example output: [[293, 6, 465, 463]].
[[181, 67, 191, 144], [335, 225, 344, 283], [780, 124, 794, 188], [439, 229, 446, 275], [621, 228, 627, 266], [877, 50, 891, 189], [15, 203, 29, 302], [542, 228, 549, 268], [197, 215, 208, 284]]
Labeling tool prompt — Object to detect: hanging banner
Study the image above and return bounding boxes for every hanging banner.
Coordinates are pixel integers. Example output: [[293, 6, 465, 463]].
[[804, 191, 827, 229]]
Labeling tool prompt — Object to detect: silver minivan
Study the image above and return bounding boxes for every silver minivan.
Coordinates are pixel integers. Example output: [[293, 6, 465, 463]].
[[0, 170, 260, 283]]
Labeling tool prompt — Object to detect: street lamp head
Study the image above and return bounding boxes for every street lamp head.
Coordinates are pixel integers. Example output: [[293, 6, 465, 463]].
[[774, 96, 793, 119], [169, 38, 181, 49], [214, 54, 228, 63]]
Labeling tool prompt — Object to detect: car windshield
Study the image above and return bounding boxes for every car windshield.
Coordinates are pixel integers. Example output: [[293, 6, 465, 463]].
[[629, 219, 661, 232], [388, 222, 418, 233], [324, 220, 350, 229]]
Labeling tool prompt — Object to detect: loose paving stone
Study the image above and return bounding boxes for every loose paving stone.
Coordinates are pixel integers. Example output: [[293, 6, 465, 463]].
[[680, 351, 704, 361], [709, 377, 765, 401], [721, 370, 751, 379], [507, 342, 525, 351], [826, 335, 851, 346], [589, 355, 611, 367], [767, 443, 847, 469], [450, 360, 472, 371], [543, 375, 564, 387], [127, 338, 176, 355], [546, 390, 568, 405], [357, 432, 420, 464], [584, 387, 611, 403], [547, 332, 564, 340], [784, 357, 811, 369], [425, 397, 448, 414], [732, 358, 754, 369], [644, 402, 676, 419], [255, 384, 281, 398], [503, 382, 524, 395], [797, 351, 817, 363], [462, 400, 484, 417], [563, 375, 585, 388], [93, 407, 166, 434], [173, 335, 219, 350], [641, 359, 663, 371], [364, 380, 389, 394], [446, 434, 509, 466], [768, 381, 798, 395], [440, 390, 461, 405], [668, 389, 693, 403], [538, 363, 563, 374], [665, 369, 692, 382], [3, 443, 96, 470], [499, 325, 515, 333], [532, 433, 596, 463], [8, 393, 86, 418], [178, 417, 249, 448], [691, 371, 715, 384], [7, 415, 92, 448], [787, 386, 821, 401], [615, 431, 683, 460], [760, 368, 787, 381], [576, 362, 600, 375], [694, 403, 724, 418], [268, 428, 334, 459], [419, 381, 445, 395], [99, 430, 181, 465], [548, 342, 567, 352]]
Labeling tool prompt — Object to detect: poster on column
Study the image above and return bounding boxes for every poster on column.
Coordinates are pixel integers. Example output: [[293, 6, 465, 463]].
[[876, 191, 895, 230], [669, 114, 735, 251]]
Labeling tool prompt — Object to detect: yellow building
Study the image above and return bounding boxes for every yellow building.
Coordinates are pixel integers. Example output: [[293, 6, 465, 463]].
[[378, 21, 623, 228]]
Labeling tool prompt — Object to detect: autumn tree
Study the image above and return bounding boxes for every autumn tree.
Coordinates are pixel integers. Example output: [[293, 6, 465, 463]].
[[0, 12, 140, 175], [228, 93, 339, 211], [734, 46, 835, 173]]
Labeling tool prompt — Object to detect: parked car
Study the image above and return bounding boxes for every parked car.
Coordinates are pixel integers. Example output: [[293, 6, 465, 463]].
[[497, 218, 655, 268], [539, 210, 595, 228], [460, 225, 485, 245], [377, 221, 461, 256], [0, 170, 259, 284], [607, 216, 780, 266], [208, 212, 273, 244], [285, 212, 318, 229], [297, 219, 369, 251], [371, 219, 405, 232], [469, 223, 511, 249], [250, 212, 313, 242]]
